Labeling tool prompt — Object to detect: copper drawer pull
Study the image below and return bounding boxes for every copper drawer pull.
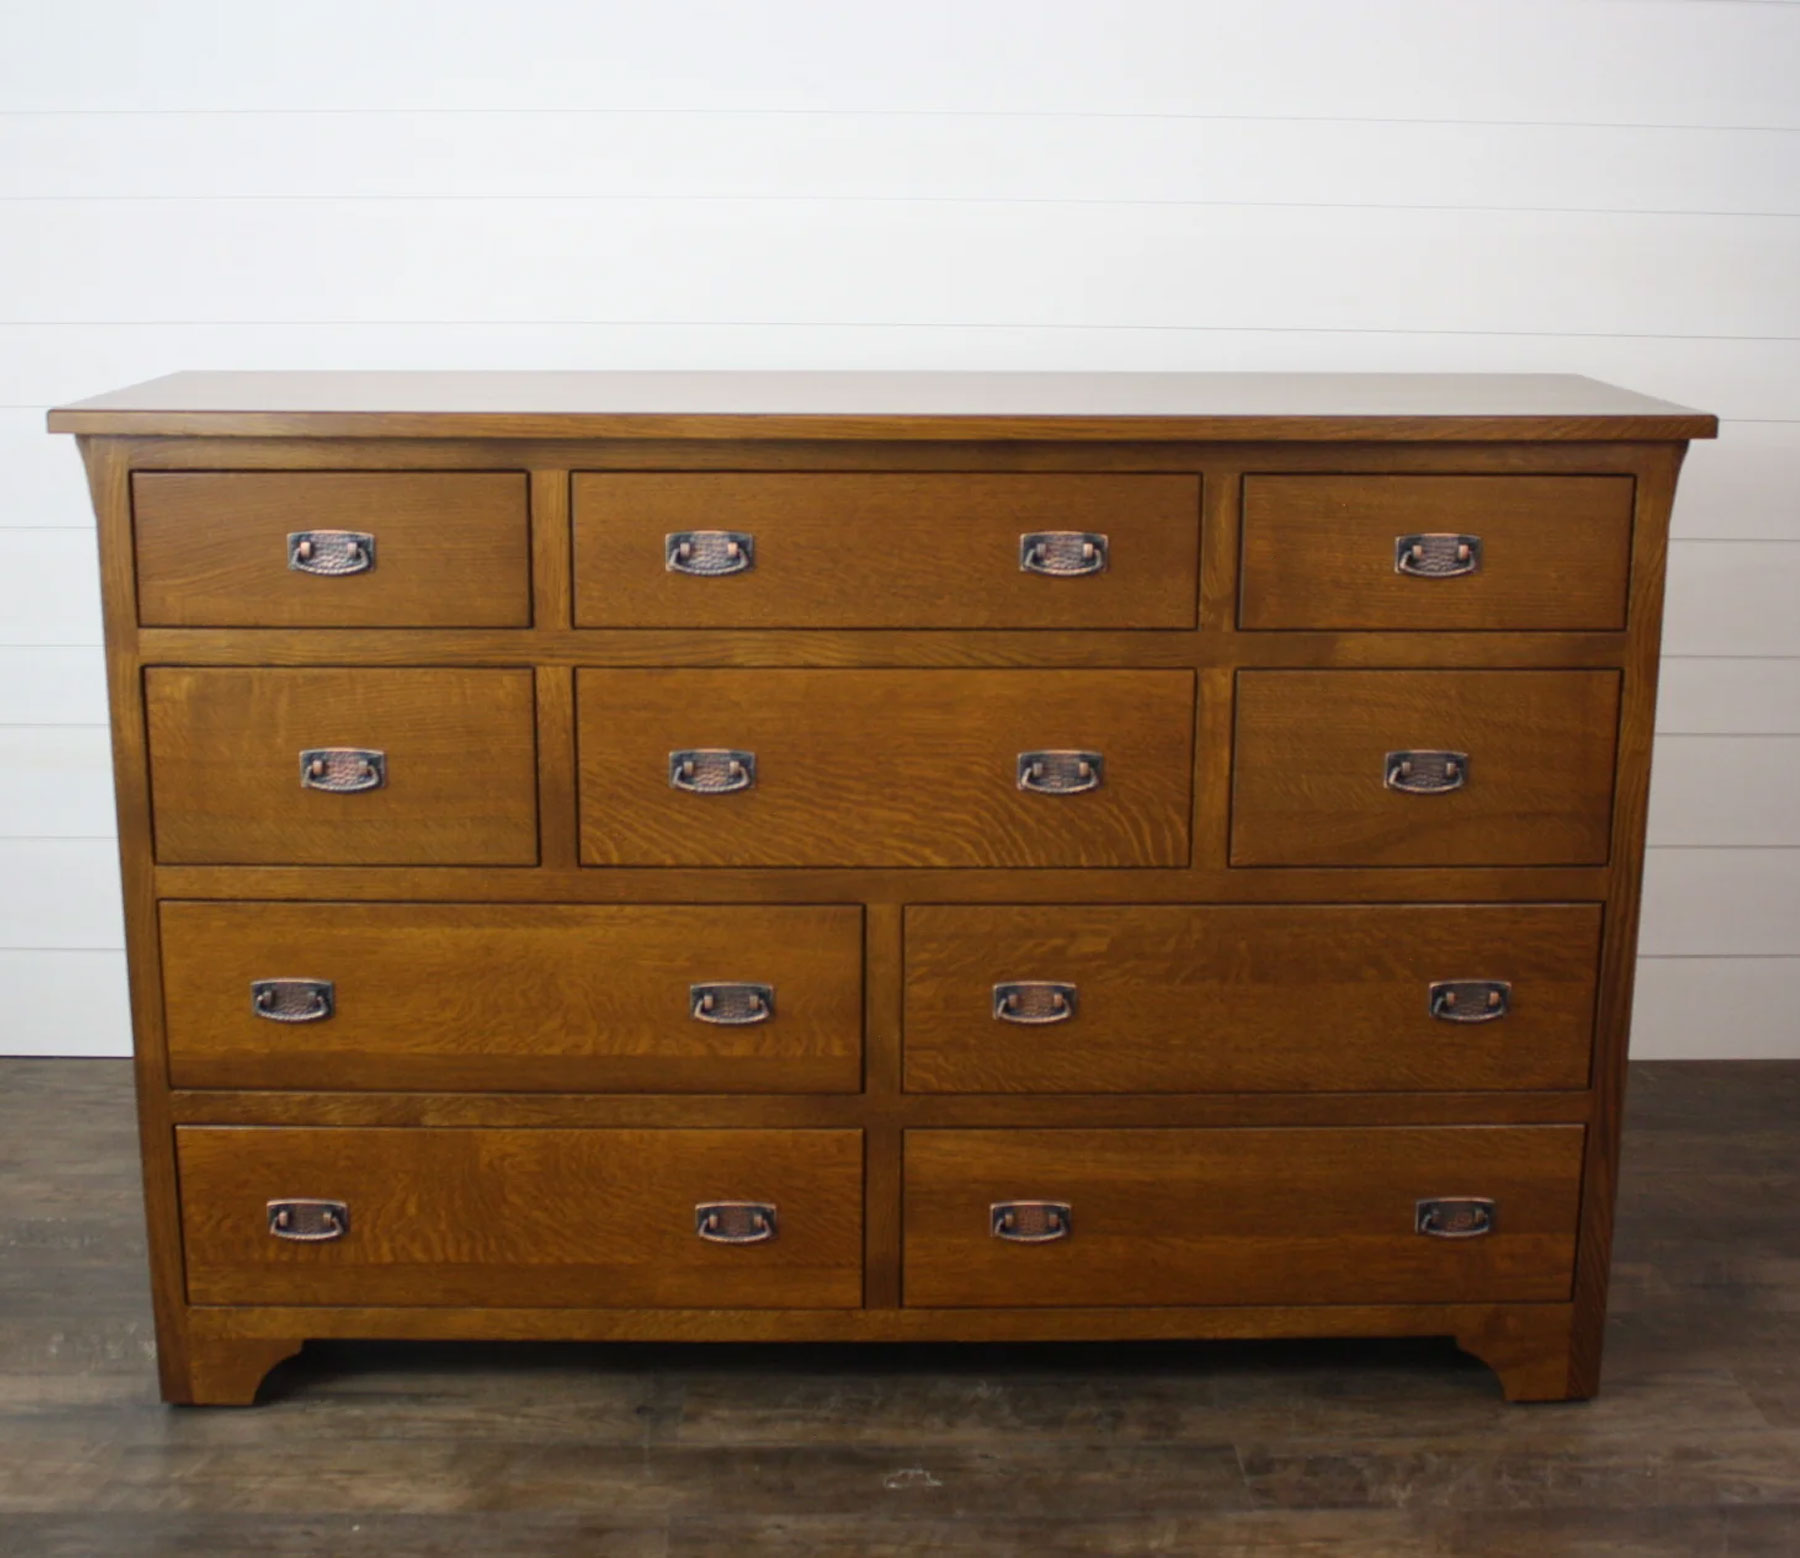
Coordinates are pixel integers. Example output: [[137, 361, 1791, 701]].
[[1018, 750, 1104, 795], [1416, 1198, 1496, 1239], [691, 982, 774, 1025], [251, 978, 334, 1023], [669, 749, 756, 794], [288, 530, 375, 576], [1385, 750, 1467, 794], [667, 531, 755, 576], [993, 981, 1078, 1024], [267, 1199, 349, 1242], [1429, 980, 1511, 1023], [695, 1201, 778, 1244], [1020, 531, 1108, 577], [991, 1200, 1072, 1243], [1395, 533, 1481, 578], [299, 748, 386, 793]]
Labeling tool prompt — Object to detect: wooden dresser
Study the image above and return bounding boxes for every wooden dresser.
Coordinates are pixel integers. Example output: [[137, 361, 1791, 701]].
[[49, 371, 1715, 1405]]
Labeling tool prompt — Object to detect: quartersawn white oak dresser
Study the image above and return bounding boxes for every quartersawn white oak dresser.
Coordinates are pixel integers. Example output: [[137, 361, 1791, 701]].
[[48, 371, 1715, 1404]]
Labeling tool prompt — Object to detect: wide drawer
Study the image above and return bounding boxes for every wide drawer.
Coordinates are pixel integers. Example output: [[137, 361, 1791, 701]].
[[134, 472, 532, 627], [1239, 474, 1633, 630], [145, 668, 539, 865], [577, 669, 1195, 868], [178, 1127, 864, 1307], [903, 903, 1601, 1094], [1231, 670, 1620, 866], [572, 473, 1200, 628], [903, 1126, 1584, 1308], [161, 902, 865, 1092]]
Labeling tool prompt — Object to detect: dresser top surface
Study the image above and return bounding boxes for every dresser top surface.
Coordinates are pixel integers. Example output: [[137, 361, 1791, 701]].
[[48, 371, 1715, 442]]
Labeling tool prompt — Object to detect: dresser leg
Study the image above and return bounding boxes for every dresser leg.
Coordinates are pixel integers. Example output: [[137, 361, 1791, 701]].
[[170, 1336, 305, 1406], [1453, 1309, 1584, 1402]]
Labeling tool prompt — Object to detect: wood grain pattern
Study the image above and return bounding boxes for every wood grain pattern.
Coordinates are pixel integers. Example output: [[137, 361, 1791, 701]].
[[134, 471, 531, 627], [903, 903, 1602, 1095], [145, 667, 540, 865], [177, 1126, 865, 1308], [1231, 669, 1621, 867], [902, 1125, 1585, 1308], [1239, 474, 1634, 631], [573, 472, 1200, 628], [576, 669, 1195, 868], [159, 902, 865, 1093]]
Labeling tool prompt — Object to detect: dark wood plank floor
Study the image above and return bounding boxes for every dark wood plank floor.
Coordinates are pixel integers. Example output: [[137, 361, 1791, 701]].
[[2, 1060, 1797, 1556]]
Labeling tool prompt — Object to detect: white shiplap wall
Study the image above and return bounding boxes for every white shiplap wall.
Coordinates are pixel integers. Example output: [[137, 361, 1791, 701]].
[[3, 0, 1797, 1058]]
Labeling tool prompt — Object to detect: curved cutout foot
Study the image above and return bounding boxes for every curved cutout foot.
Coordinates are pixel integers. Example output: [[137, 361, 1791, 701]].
[[1454, 1309, 1585, 1402], [173, 1336, 305, 1406]]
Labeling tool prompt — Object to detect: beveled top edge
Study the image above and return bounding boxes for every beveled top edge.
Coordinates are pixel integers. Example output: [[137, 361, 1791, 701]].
[[47, 370, 1718, 440]]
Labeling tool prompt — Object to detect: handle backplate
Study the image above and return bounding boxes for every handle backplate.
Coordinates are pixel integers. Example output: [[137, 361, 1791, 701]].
[[669, 749, 756, 794], [1018, 750, 1104, 795], [695, 1201, 778, 1244], [288, 530, 375, 576], [267, 1199, 349, 1242], [1429, 979, 1512, 1023], [1395, 533, 1482, 578], [691, 982, 775, 1025], [300, 748, 386, 793], [1020, 531, 1108, 577], [993, 981, 1078, 1024], [1385, 750, 1467, 794], [991, 1200, 1072, 1243], [251, 978, 335, 1023], [1416, 1197, 1496, 1239], [667, 531, 755, 576]]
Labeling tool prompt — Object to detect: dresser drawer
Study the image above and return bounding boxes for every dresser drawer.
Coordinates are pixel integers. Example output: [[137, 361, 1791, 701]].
[[903, 1126, 1583, 1308], [904, 903, 1600, 1094], [178, 1127, 864, 1307], [577, 669, 1194, 868], [145, 668, 539, 865], [161, 902, 864, 1093], [134, 472, 531, 627], [572, 473, 1200, 628], [1239, 475, 1633, 630], [1231, 670, 1619, 867]]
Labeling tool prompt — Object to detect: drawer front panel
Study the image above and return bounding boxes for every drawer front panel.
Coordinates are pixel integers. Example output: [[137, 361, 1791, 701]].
[[161, 902, 865, 1093], [904, 903, 1601, 1094], [178, 1127, 864, 1308], [573, 473, 1200, 628], [146, 668, 539, 865], [134, 472, 532, 627], [1239, 474, 1633, 630], [577, 669, 1195, 868], [904, 1126, 1584, 1308], [1231, 670, 1620, 867]]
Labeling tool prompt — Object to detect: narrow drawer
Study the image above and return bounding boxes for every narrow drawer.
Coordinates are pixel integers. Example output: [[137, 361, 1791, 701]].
[[161, 903, 865, 1093], [577, 669, 1195, 868], [1231, 670, 1619, 867], [903, 1126, 1584, 1308], [904, 903, 1600, 1094], [572, 473, 1200, 628], [134, 472, 531, 627], [146, 668, 538, 865], [178, 1127, 863, 1308], [1239, 475, 1633, 630]]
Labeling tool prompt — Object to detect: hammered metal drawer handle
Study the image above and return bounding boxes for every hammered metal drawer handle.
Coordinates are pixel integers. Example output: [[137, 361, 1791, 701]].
[[251, 978, 335, 1024], [300, 748, 386, 793], [1018, 750, 1104, 795], [267, 1199, 349, 1242], [1020, 531, 1108, 577], [1385, 750, 1467, 794], [991, 1201, 1072, 1243], [288, 530, 375, 576], [1396, 533, 1482, 578], [667, 531, 755, 576], [1415, 1198, 1496, 1239], [695, 1201, 778, 1244], [993, 981, 1078, 1024], [1429, 980, 1511, 1023], [691, 982, 775, 1025], [669, 749, 756, 794]]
